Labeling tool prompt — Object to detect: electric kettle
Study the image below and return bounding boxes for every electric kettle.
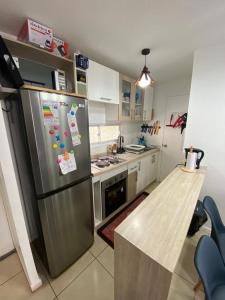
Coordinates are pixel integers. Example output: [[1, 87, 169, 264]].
[[184, 147, 204, 169]]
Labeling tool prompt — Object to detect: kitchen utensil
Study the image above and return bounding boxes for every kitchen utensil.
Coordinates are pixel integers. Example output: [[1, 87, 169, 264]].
[[52, 69, 66, 90], [76, 54, 89, 70], [117, 135, 125, 153], [112, 143, 117, 154], [185, 147, 204, 169], [125, 144, 145, 154], [186, 151, 197, 170]]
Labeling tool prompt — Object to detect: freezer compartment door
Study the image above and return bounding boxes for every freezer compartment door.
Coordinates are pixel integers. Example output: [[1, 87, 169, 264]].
[[38, 178, 94, 277], [20, 89, 91, 195]]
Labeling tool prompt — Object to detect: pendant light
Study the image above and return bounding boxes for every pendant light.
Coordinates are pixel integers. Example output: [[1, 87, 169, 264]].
[[138, 48, 152, 88]]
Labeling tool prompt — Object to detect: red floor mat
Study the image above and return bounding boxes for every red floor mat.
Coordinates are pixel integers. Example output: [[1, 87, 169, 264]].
[[97, 192, 149, 248]]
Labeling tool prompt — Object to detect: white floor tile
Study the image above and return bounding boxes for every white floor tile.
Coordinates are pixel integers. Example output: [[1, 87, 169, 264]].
[[145, 181, 160, 194], [98, 246, 114, 276], [49, 251, 94, 295], [58, 260, 114, 300], [190, 227, 210, 246], [89, 234, 108, 257], [0, 253, 22, 286], [0, 271, 55, 300], [168, 274, 195, 300], [175, 238, 199, 285]]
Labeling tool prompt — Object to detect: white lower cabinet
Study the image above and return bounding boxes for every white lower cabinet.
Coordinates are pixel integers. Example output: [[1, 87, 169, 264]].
[[128, 162, 139, 202], [136, 160, 143, 194], [92, 151, 159, 227], [136, 152, 159, 194], [149, 153, 158, 183]]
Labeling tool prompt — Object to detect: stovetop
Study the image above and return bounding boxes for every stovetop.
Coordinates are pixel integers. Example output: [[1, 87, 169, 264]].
[[91, 155, 126, 169]]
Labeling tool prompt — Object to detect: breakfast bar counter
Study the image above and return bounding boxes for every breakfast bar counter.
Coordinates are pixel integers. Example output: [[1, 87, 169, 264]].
[[114, 166, 207, 300]]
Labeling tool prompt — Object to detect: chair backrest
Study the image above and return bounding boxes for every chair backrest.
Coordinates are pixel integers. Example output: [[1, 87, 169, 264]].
[[203, 196, 224, 236], [195, 236, 225, 300]]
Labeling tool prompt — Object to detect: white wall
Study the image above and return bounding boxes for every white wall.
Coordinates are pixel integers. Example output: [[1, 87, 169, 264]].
[[88, 102, 141, 156], [88, 101, 107, 124], [142, 78, 191, 180], [184, 43, 225, 224], [145, 77, 191, 147], [0, 182, 14, 257], [0, 102, 41, 291], [90, 122, 141, 156]]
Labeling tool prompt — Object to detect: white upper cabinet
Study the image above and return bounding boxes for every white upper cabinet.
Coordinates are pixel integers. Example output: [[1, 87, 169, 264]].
[[143, 85, 154, 121], [87, 60, 119, 104]]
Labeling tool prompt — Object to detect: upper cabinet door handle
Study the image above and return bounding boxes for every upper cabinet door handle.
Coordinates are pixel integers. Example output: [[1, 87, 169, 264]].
[[162, 144, 168, 148], [100, 97, 112, 101]]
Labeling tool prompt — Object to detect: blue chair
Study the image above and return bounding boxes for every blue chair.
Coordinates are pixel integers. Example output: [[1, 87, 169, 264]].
[[203, 196, 225, 263], [195, 236, 225, 299]]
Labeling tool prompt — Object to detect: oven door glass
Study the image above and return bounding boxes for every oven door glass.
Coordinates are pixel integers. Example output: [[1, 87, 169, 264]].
[[104, 178, 127, 218]]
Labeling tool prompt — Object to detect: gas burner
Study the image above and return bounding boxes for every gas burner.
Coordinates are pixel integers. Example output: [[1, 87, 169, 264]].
[[99, 156, 110, 160], [91, 155, 126, 169], [95, 160, 110, 168], [108, 157, 121, 164], [91, 159, 98, 163]]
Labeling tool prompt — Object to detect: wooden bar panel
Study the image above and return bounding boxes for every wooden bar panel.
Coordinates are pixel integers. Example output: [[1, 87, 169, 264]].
[[114, 167, 207, 300], [115, 234, 172, 300]]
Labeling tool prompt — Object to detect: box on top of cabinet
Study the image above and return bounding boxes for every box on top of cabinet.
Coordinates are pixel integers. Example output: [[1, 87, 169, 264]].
[[51, 36, 69, 58], [18, 18, 53, 51]]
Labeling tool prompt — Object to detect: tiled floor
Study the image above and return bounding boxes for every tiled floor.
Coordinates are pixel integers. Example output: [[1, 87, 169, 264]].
[[0, 182, 209, 300], [145, 180, 160, 194], [0, 230, 208, 300]]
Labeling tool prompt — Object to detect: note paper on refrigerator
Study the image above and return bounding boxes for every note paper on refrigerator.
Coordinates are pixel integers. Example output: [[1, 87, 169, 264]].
[[67, 104, 81, 147], [58, 152, 77, 175], [42, 100, 59, 126]]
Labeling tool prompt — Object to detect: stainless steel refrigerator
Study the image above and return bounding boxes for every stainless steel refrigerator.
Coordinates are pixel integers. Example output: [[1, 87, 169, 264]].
[[6, 89, 94, 277]]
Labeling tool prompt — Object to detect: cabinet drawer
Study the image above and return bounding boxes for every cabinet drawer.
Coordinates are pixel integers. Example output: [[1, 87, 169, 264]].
[[128, 161, 139, 174]]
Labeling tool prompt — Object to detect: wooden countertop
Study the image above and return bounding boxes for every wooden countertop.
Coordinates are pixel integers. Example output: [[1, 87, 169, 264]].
[[115, 166, 207, 273], [91, 148, 160, 177]]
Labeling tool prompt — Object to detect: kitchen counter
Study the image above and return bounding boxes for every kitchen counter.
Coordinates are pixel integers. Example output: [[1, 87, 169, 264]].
[[91, 148, 160, 177], [114, 166, 207, 300]]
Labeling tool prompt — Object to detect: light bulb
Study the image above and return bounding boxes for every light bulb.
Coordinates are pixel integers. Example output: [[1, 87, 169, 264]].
[[138, 73, 151, 88]]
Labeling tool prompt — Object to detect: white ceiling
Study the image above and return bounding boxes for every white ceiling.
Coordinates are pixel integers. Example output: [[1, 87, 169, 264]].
[[0, 0, 225, 82]]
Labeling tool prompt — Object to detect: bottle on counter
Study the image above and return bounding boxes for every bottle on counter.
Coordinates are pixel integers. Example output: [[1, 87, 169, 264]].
[[112, 143, 117, 155]]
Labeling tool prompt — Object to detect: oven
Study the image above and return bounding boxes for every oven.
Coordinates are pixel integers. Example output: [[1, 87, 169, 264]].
[[101, 170, 128, 219]]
